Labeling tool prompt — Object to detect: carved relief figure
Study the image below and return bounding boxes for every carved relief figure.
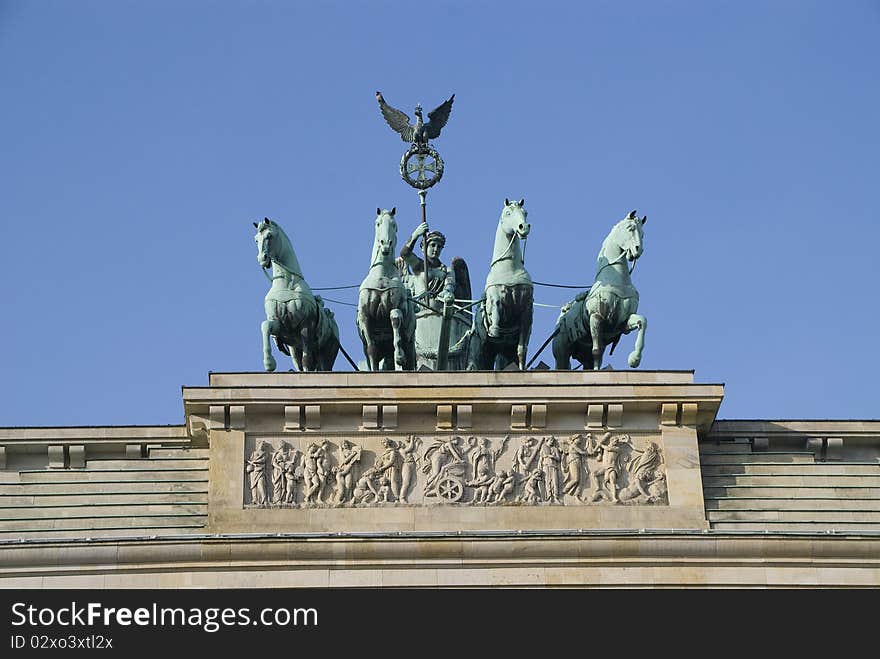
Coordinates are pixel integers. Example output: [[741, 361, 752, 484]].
[[283, 451, 302, 505], [468, 470, 494, 503], [352, 467, 379, 504], [646, 470, 667, 502], [332, 440, 363, 505], [373, 438, 403, 501], [423, 436, 464, 495], [590, 433, 632, 503], [271, 444, 289, 504], [562, 433, 591, 500], [619, 442, 666, 504], [539, 436, 563, 504], [512, 437, 542, 477], [304, 440, 331, 504], [377, 477, 394, 503], [466, 435, 509, 488], [398, 435, 422, 503], [245, 444, 269, 506], [489, 470, 516, 504], [423, 436, 467, 502], [467, 436, 492, 481], [519, 469, 544, 504]]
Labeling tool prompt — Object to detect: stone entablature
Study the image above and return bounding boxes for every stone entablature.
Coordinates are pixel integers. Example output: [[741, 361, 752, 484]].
[[0, 425, 195, 471], [707, 420, 880, 462], [187, 370, 723, 534], [2, 371, 880, 586]]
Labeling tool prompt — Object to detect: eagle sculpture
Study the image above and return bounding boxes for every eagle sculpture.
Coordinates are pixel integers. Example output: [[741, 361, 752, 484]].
[[376, 91, 455, 147]]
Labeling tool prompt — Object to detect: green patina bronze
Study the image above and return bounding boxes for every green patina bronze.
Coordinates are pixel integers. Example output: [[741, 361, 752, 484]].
[[249, 93, 654, 375], [467, 199, 534, 370], [397, 221, 472, 370], [552, 210, 648, 370], [356, 208, 417, 370], [254, 218, 340, 372], [375, 89, 467, 370]]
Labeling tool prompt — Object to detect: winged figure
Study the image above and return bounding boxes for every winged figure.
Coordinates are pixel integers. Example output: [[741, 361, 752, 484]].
[[376, 91, 455, 146]]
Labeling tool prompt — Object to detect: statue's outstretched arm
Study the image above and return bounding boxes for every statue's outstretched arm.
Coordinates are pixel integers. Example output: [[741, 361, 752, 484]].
[[399, 222, 429, 269]]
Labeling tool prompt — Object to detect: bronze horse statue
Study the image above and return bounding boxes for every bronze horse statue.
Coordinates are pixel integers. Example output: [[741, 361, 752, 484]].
[[356, 208, 417, 370], [552, 210, 647, 370], [254, 218, 340, 371], [467, 199, 533, 370]]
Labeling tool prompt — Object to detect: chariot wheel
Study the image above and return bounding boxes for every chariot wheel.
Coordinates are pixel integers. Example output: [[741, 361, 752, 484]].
[[437, 476, 464, 503]]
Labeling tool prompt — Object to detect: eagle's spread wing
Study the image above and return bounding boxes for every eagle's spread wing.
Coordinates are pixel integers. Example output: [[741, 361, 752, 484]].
[[425, 94, 455, 139], [376, 91, 414, 142]]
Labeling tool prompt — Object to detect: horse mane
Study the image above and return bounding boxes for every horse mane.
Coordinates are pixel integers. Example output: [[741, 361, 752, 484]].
[[269, 221, 304, 276], [595, 216, 632, 271]]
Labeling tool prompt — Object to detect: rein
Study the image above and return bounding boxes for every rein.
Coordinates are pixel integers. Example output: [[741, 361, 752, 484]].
[[261, 257, 304, 284], [596, 246, 638, 278], [490, 231, 528, 268]]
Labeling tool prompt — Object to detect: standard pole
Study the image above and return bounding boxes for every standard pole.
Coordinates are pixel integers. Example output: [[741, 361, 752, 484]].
[[418, 189, 428, 293], [436, 297, 453, 370]]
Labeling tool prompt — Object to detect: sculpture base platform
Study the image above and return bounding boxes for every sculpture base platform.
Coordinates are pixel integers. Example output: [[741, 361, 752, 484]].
[[184, 370, 724, 534]]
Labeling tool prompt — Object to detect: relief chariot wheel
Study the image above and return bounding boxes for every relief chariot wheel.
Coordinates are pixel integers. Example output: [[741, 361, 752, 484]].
[[400, 144, 444, 190], [436, 476, 464, 503]]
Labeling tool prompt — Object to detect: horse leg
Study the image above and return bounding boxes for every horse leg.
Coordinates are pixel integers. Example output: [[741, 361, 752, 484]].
[[466, 305, 482, 370], [466, 330, 480, 370], [625, 314, 647, 368], [552, 334, 570, 370], [322, 332, 340, 372], [357, 294, 378, 371], [300, 322, 316, 372], [261, 300, 279, 372], [589, 313, 604, 370], [485, 288, 503, 338], [390, 309, 404, 371]]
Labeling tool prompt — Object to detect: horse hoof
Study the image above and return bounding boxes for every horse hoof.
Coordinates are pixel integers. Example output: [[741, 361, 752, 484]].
[[627, 352, 641, 368], [264, 356, 277, 372]]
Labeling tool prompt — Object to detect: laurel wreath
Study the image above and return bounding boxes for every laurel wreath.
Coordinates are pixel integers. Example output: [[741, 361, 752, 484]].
[[400, 144, 444, 190]]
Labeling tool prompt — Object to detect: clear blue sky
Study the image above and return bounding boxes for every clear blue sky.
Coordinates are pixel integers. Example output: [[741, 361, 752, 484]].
[[1, 1, 878, 426]]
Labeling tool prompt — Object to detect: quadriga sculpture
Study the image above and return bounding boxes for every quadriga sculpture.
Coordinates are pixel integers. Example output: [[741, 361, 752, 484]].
[[254, 218, 340, 372], [356, 208, 417, 370], [552, 210, 647, 370], [467, 198, 534, 370]]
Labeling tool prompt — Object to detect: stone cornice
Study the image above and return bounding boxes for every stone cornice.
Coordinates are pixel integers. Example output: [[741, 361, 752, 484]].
[[1, 532, 878, 587]]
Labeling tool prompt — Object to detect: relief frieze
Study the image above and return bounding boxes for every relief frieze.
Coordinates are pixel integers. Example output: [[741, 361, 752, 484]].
[[244, 432, 667, 508]]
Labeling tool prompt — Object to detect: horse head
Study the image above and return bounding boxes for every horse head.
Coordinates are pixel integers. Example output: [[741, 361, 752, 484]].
[[500, 198, 530, 240], [604, 210, 647, 264], [254, 217, 286, 269], [371, 207, 398, 266]]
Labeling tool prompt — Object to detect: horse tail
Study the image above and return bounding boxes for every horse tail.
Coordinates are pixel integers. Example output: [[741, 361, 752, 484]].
[[608, 333, 621, 356]]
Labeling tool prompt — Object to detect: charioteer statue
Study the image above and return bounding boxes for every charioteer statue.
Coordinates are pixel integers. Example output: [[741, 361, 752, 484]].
[[397, 221, 471, 370], [375, 89, 473, 370]]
